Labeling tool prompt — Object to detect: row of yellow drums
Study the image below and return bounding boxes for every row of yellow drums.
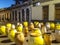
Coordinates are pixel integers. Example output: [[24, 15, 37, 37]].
[[0, 22, 45, 45], [0, 21, 60, 45], [31, 22, 60, 43], [45, 22, 60, 42]]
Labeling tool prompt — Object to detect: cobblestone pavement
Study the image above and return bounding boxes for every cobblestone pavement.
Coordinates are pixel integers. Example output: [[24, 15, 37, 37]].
[[0, 35, 15, 45], [0, 34, 60, 45]]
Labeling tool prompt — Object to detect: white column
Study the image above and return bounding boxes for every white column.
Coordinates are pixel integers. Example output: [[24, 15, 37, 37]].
[[31, 5, 43, 20], [17, 10, 19, 22], [0, 15, 1, 21], [9, 13, 10, 21], [24, 9, 26, 21], [49, 4, 55, 21], [10, 13, 11, 21], [29, 7, 31, 23], [1, 15, 2, 21], [5, 14, 7, 21], [14, 10, 15, 21], [4, 14, 5, 21], [20, 10, 22, 22], [10, 12, 12, 21]]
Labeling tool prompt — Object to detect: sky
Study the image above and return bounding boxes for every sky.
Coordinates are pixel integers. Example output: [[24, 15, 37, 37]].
[[0, 0, 15, 8]]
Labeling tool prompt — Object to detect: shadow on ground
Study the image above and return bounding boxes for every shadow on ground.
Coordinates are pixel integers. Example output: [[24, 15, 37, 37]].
[[52, 40, 60, 43], [11, 44, 16, 45], [0, 35, 7, 38], [1, 39, 12, 43]]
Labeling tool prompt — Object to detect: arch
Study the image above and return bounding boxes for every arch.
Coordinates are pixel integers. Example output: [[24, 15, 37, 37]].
[[26, 8, 29, 22], [12, 11, 14, 21], [22, 9, 25, 22], [15, 10, 17, 21]]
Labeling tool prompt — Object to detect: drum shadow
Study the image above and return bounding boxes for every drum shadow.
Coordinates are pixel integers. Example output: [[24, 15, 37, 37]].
[[1, 39, 12, 43], [0, 35, 7, 38], [52, 40, 60, 43], [11, 44, 16, 45], [0, 33, 2, 35]]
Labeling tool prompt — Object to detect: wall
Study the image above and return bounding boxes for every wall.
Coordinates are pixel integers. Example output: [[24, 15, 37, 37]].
[[31, 5, 43, 20], [41, 0, 60, 21]]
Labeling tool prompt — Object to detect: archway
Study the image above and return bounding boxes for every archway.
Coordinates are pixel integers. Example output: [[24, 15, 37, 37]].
[[26, 8, 29, 22]]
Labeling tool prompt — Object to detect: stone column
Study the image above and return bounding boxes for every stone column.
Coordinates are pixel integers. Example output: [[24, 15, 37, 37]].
[[14, 10, 15, 22], [0, 14, 1, 21], [17, 10, 19, 22], [24, 9, 26, 21], [49, 4, 55, 21], [10, 12, 11, 21], [20, 10, 22, 23], [8, 13, 10, 21], [10, 12, 12, 21], [1, 15, 2, 21], [29, 7, 32, 23], [4, 14, 5, 21]]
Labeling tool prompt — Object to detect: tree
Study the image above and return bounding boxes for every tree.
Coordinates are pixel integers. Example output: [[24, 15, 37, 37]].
[[14, 0, 20, 4]]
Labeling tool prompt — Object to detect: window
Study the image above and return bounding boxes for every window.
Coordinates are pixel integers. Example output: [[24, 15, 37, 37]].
[[55, 4, 60, 20], [19, 12, 21, 22], [43, 6, 49, 21], [12, 11, 14, 21], [23, 0, 28, 2], [26, 8, 29, 21], [10, 13, 11, 21], [15, 10, 17, 21], [7, 13, 9, 21], [22, 9, 25, 22], [2, 15, 4, 21]]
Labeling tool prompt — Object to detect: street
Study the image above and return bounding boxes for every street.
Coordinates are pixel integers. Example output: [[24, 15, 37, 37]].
[[0, 34, 15, 45], [0, 34, 60, 45]]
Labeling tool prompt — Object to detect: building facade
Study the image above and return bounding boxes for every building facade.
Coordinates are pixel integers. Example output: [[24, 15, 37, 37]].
[[0, 0, 32, 23], [41, 0, 60, 21], [31, 0, 60, 21], [0, 0, 60, 23]]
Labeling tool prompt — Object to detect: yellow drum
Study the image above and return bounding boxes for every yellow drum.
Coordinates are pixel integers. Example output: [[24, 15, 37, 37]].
[[15, 32, 25, 45], [55, 23, 60, 42], [8, 24, 17, 41], [24, 27, 28, 37], [29, 28, 44, 45], [44, 34, 51, 45], [17, 24, 23, 32], [23, 21, 28, 27], [56, 23, 60, 30], [6, 23, 12, 35], [8, 29, 17, 41], [50, 22, 55, 30], [6, 23, 11, 28], [45, 22, 50, 29], [29, 22, 34, 31], [0, 25, 6, 35], [34, 21, 39, 28]]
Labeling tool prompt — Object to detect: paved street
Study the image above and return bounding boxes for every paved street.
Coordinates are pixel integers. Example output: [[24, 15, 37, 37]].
[[0, 34, 15, 45], [0, 34, 60, 45]]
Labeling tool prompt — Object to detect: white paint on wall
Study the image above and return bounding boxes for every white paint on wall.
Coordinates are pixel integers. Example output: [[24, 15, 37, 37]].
[[31, 5, 43, 20]]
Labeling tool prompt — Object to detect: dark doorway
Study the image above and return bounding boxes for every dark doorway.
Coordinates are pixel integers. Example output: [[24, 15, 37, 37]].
[[22, 9, 25, 22], [55, 4, 60, 21], [43, 6, 49, 21], [26, 8, 29, 22]]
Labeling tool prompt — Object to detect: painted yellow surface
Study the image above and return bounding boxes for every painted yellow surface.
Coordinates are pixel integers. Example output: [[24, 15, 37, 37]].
[[23, 22, 28, 27], [56, 24, 60, 30], [50, 23, 55, 29], [29, 28, 44, 45], [6, 23, 11, 28], [17, 26, 23, 32], [8, 29, 17, 41], [41, 0, 60, 6], [0, 25, 6, 35]]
